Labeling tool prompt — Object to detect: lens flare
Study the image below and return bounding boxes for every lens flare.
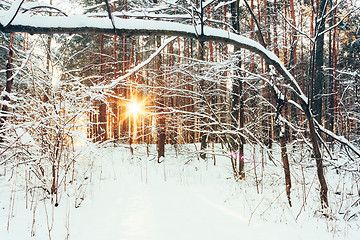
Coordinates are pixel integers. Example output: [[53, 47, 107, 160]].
[[127, 101, 142, 115]]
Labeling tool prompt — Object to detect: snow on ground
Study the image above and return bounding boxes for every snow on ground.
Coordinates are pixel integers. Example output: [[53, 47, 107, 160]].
[[0, 143, 359, 240]]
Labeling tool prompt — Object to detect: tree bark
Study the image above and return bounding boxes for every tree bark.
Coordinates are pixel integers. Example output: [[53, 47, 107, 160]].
[[199, 39, 207, 160], [230, 0, 245, 179], [0, 33, 15, 143], [310, 0, 329, 207], [98, 34, 107, 142], [313, 0, 327, 124], [326, 0, 334, 142], [280, 131, 291, 207], [289, 0, 297, 67], [301, 103, 328, 208], [156, 36, 166, 162], [279, 99, 292, 206], [112, 33, 119, 140], [153, 0, 165, 162]]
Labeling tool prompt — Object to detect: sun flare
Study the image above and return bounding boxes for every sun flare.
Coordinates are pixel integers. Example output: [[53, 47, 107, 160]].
[[127, 101, 143, 115]]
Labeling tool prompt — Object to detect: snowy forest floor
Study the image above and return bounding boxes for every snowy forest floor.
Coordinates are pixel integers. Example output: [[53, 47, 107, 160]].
[[0, 143, 360, 240]]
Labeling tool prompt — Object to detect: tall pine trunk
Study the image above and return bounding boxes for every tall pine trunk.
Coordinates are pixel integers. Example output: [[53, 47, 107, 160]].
[[313, 0, 327, 124], [199, 39, 207, 160], [156, 36, 166, 162], [0, 33, 15, 143], [307, 0, 329, 208], [98, 34, 107, 142], [326, 0, 335, 142], [230, 0, 245, 179]]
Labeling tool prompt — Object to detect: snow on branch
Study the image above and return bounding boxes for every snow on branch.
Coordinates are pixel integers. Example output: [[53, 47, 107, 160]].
[[2, 0, 24, 28], [104, 0, 116, 34], [1, 2, 359, 157], [0, 9, 305, 99], [317, 123, 360, 158], [93, 36, 177, 90]]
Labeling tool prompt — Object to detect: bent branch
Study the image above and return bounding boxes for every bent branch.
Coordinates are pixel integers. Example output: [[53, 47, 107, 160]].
[[0, 12, 348, 207]]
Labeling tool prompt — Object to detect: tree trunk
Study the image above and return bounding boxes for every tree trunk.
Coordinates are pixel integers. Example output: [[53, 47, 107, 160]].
[[313, 0, 327, 124], [280, 131, 291, 207], [0, 33, 15, 143], [199, 40, 207, 160], [230, 0, 245, 179], [264, 0, 274, 149], [250, 0, 255, 71], [289, 0, 297, 67], [283, 5, 288, 67], [98, 34, 107, 142], [302, 103, 328, 207], [156, 35, 166, 162], [326, 0, 334, 142], [112, 20, 119, 140], [279, 98, 292, 206], [333, 11, 338, 136]]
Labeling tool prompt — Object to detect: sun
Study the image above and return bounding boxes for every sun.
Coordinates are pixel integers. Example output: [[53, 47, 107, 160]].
[[127, 101, 143, 115]]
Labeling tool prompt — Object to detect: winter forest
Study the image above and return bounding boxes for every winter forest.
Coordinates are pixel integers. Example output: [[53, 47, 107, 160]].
[[0, 0, 360, 239]]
